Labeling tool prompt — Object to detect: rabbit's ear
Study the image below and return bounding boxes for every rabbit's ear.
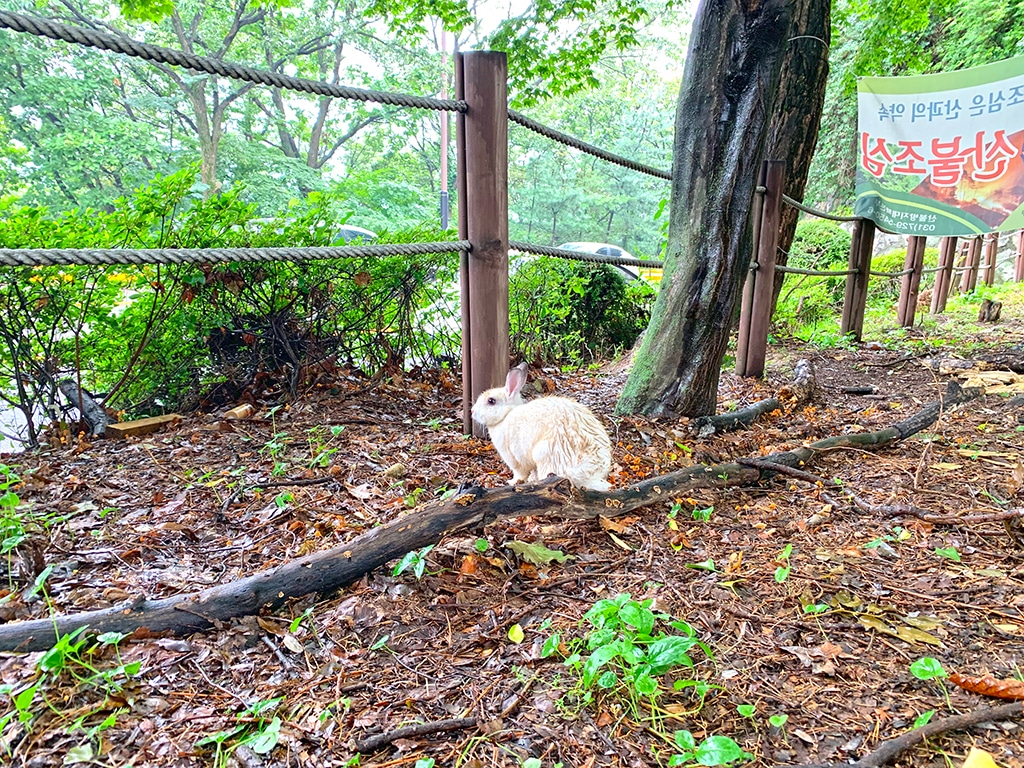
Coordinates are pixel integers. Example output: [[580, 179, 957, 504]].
[[505, 365, 527, 397]]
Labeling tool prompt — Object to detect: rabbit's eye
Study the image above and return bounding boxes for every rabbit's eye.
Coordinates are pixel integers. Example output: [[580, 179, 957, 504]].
[[487, 397, 496, 405]]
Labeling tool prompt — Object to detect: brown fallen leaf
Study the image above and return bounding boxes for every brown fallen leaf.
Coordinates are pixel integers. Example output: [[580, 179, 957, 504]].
[[949, 671, 1024, 700]]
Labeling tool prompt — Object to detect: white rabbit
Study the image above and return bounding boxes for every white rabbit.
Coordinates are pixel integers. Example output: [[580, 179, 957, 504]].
[[471, 364, 612, 491]]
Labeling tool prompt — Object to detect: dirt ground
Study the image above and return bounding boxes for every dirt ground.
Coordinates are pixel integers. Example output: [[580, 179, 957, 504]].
[[1, 316, 1023, 768]]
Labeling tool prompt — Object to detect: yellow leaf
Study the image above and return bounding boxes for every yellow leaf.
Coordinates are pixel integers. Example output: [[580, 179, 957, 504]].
[[929, 463, 962, 471], [606, 531, 634, 551], [507, 624, 525, 644], [893, 626, 944, 647], [857, 614, 897, 636], [902, 615, 942, 631], [962, 747, 1001, 768], [990, 623, 1020, 634]]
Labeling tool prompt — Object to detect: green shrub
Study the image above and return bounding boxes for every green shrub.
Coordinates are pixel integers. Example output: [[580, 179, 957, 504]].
[[0, 167, 459, 444], [772, 220, 852, 335], [510, 257, 654, 364], [867, 247, 940, 304], [788, 219, 851, 269]]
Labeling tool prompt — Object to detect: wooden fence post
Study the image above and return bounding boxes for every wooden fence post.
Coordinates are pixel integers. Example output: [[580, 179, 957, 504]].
[[982, 232, 999, 286], [735, 162, 767, 377], [896, 236, 925, 327], [1016, 230, 1024, 282], [960, 235, 982, 293], [841, 218, 875, 340], [456, 52, 509, 437], [931, 236, 956, 314], [736, 160, 783, 378]]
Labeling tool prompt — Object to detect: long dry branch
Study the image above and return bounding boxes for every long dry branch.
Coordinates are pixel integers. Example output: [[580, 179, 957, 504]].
[[781, 701, 1023, 768], [0, 383, 982, 652]]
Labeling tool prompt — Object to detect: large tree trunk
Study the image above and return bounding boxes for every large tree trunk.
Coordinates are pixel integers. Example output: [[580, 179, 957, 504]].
[[769, 0, 832, 308], [616, 0, 795, 418]]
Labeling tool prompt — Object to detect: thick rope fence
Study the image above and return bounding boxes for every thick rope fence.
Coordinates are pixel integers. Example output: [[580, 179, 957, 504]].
[[2, 9, 1019, 286], [0, 242, 470, 268], [0, 10, 665, 271], [507, 109, 672, 180], [510, 241, 662, 268], [0, 10, 463, 113]]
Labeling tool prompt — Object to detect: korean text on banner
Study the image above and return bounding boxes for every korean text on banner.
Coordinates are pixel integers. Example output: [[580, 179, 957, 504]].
[[856, 56, 1024, 236]]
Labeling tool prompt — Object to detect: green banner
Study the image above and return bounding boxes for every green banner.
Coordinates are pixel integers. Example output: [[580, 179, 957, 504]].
[[856, 57, 1024, 235]]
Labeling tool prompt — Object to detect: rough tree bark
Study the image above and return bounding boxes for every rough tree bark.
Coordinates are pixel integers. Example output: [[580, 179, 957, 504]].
[[768, 0, 832, 308], [616, 0, 796, 418]]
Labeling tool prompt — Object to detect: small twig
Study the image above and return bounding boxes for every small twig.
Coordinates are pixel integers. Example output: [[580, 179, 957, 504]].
[[737, 458, 932, 519], [894, 507, 1024, 525], [252, 475, 339, 490], [913, 442, 931, 490], [352, 716, 478, 753], [499, 676, 538, 719], [261, 634, 292, 668], [189, 659, 250, 708], [778, 701, 1023, 768]]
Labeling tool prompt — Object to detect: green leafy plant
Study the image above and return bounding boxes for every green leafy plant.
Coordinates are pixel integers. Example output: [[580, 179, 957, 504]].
[[510, 257, 654, 364], [0, 465, 26, 563], [910, 657, 947, 681], [910, 657, 951, 707], [67, 708, 126, 763], [669, 729, 750, 766], [196, 696, 284, 768], [542, 593, 714, 724], [37, 628, 141, 695], [773, 544, 793, 583], [393, 544, 435, 579]]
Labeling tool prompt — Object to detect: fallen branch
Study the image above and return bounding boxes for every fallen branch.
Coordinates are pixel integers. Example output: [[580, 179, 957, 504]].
[[352, 716, 478, 753], [0, 383, 982, 652], [693, 359, 815, 437], [351, 677, 537, 753], [738, 458, 1024, 532], [779, 701, 1023, 768]]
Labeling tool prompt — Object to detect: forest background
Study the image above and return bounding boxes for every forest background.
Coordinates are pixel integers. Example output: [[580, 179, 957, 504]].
[[0, 0, 1021, 445]]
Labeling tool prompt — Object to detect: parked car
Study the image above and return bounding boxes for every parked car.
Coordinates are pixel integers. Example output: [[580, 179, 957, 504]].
[[557, 242, 662, 284], [332, 225, 378, 244]]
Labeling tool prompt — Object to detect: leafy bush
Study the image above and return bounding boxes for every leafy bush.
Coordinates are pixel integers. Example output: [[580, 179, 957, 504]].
[[510, 257, 654, 364], [0, 167, 460, 445], [788, 219, 852, 269], [867, 247, 940, 304], [772, 219, 851, 335]]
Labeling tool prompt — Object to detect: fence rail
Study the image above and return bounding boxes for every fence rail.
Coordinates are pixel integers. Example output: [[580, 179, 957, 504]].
[[0, 242, 470, 267], [510, 241, 663, 268], [508, 109, 672, 180], [0, 11, 466, 112]]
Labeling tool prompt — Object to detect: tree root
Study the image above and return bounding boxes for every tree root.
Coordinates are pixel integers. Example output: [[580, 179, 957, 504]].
[[351, 677, 536, 753], [0, 382, 983, 652], [352, 716, 478, 754], [693, 359, 815, 437]]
